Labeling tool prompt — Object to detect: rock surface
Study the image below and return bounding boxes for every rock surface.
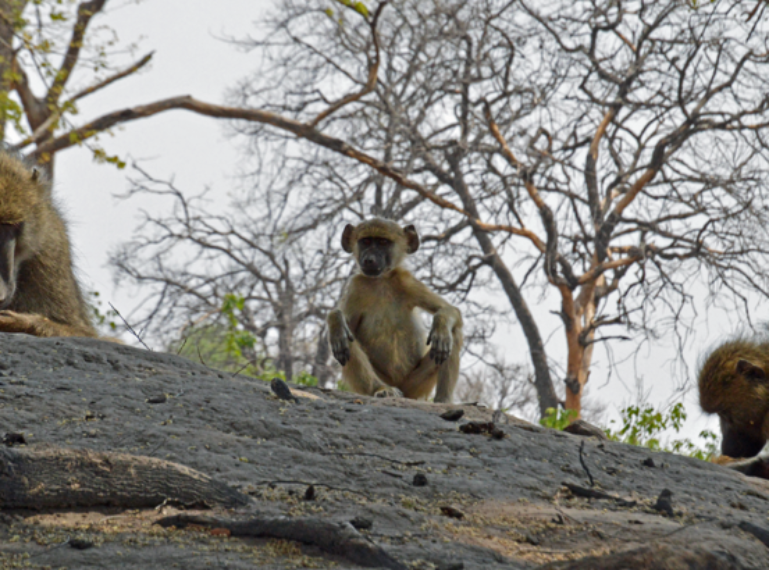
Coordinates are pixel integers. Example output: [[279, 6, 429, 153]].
[[0, 334, 768, 569]]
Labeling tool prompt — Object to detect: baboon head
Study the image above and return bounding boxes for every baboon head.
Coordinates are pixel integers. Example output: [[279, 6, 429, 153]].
[[341, 218, 419, 277], [698, 339, 769, 415], [0, 154, 47, 308]]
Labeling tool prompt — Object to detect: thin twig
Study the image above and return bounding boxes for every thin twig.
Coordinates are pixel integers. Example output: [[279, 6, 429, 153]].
[[579, 441, 595, 487], [108, 303, 152, 351]]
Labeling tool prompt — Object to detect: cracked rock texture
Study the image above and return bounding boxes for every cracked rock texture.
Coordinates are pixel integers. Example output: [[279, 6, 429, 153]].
[[1, 334, 769, 569]]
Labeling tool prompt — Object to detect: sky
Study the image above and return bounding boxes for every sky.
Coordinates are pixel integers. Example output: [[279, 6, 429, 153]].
[[36, 0, 744, 442], [53, 0, 268, 314]]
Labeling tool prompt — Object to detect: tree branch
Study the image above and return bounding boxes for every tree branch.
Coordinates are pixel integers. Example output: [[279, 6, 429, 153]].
[[46, 0, 107, 106], [13, 51, 154, 151], [309, 1, 389, 127]]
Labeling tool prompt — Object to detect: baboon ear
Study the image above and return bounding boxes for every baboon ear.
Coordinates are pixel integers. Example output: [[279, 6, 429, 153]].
[[736, 359, 767, 382], [404, 224, 419, 254], [341, 224, 355, 253]]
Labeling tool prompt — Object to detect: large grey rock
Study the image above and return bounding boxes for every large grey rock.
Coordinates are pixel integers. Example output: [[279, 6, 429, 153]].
[[0, 334, 767, 569]]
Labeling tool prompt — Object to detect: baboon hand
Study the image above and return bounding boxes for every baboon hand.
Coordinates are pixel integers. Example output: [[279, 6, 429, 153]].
[[427, 318, 452, 365], [330, 323, 354, 367], [374, 386, 404, 398]]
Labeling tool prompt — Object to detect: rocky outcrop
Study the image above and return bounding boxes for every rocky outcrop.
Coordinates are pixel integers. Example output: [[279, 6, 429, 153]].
[[0, 334, 768, 569]]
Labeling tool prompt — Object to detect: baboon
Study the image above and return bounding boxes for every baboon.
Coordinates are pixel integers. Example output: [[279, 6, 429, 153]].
[[0, 152, 97, 338], [327, 218, 463, 403], [698, 339, 769, 477]]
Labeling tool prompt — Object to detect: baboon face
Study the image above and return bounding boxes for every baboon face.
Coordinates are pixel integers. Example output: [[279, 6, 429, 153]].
[[357, 236, 394, 277], [0, 223, 24, 308], [342, 218, 421, 278]]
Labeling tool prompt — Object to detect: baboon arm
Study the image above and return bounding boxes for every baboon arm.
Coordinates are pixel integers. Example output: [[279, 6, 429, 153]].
[[403, 274, 462, 368], [405, 275, 462, 327], [0, 310, 96, 338]]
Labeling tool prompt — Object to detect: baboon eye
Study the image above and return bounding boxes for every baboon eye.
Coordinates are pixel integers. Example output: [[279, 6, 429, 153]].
[[12, 223, 24, 237], [361, 237, 372, 247]]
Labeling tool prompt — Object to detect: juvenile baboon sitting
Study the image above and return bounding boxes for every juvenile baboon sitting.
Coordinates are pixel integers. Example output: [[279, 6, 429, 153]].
[[327, 218, 463, 403], [0, 152, 97, 338], [698, 339, 769, 477]]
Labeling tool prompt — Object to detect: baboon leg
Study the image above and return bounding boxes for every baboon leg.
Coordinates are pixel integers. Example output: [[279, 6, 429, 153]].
[[0, 310, 94, 338], [398, 353, 439, 400], [341, 341, 400, 397], [399, 326, 462, 402], [719, 415, 769, 478]]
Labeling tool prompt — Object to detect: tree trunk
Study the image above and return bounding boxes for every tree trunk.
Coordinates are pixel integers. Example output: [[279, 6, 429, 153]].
[[157, 513, 407, 570], [448, 159, 559, 417]]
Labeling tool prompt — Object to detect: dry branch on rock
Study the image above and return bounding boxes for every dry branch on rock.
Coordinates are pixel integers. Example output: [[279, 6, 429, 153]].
[[0, 446, 249, 509], [156, 513, 407, 570]]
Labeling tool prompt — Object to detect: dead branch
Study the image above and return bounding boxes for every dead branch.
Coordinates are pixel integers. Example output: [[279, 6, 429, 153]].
[[0, 446, 249, 509], [155, 513, 408, 570]]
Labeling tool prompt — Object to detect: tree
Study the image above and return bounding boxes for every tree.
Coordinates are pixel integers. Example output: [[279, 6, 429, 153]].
[[0, 0, 159, 177], [111, 167, 350, 385], [112, 0, 769, 418]]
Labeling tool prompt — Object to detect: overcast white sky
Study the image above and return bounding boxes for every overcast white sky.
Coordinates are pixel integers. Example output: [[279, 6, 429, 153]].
[[39, 0, 749, 441], [54, 0, 268, 310]]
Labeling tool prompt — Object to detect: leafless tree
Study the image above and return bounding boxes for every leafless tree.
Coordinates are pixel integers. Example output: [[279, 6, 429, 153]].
[[111, 166, 349, 384], [456, 357, 539, 421], [110, 0, 769, 417]]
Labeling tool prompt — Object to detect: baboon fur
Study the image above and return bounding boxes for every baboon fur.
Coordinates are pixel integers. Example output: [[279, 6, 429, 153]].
[[699, 338, 769, 476], [327, 218, 463, 403], [0, 152, 97, 338]]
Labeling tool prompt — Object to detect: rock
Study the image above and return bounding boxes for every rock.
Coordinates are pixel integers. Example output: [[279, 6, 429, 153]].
[[563, 419, 608, 440], [0, 334, 767, 569]]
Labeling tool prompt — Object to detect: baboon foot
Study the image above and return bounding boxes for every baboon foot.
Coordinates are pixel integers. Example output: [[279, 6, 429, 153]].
[[0, 310, 47, 335], [374, 386, 404, 399], [0, 310, 85, 338]]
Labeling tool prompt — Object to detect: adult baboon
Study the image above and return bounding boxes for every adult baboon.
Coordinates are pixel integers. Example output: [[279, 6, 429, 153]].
[[0, 152, 97, 338], [699, 339, 769, 477]]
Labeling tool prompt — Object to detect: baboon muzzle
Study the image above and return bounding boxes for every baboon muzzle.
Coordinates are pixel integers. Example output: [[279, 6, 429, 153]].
[[360, 253, 386, 276]]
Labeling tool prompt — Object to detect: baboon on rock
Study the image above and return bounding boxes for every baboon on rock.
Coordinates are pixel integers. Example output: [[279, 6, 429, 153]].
[[327, 218, 462, 403], [699, 338, 769, 478], [0, 152, 97, 338]]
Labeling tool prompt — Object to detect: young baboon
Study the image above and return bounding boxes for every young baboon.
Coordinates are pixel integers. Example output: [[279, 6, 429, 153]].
[[327, 218, 463, 403], [0, 152, 97, 338], [698, 339, 769, 477]]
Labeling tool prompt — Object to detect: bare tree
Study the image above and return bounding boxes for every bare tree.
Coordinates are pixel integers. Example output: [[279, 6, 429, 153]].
[[110, 0, 769, 417], [456, 357, 538, 422], [112, 166, 349, 382]]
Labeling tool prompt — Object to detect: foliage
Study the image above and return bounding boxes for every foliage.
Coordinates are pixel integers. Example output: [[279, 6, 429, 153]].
[[87, 291, 117, 334], [221, 293, 257, 363], [0, 0, 154, 175], [539, 407, 578, 431], [541, 402, 718, 460], [605, 403, 718, 461], [172, 293, 320, 388]]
